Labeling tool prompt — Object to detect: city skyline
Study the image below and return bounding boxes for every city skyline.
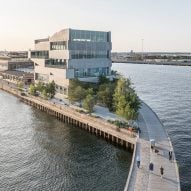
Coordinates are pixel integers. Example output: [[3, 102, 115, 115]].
[[1, 0, 191, 52]]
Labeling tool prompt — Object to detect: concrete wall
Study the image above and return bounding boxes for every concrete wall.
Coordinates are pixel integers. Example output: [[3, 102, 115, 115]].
[[49, 50, 69, 59], [0, 61, 9, 71], [33, 58, 69, 88], [49, 29, 70, 42], [35, 41, 50, 50]]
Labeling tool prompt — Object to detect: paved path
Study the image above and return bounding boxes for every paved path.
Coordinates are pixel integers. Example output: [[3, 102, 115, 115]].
[[125, 102, 180, 191]]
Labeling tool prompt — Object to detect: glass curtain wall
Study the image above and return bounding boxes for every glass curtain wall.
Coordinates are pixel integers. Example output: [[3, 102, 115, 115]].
[[74, 67, 109, 78], [71, 50, 108, 59], [71, 30, 108, 42]]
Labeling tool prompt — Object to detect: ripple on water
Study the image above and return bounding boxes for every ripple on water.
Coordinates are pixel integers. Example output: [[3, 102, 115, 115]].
[[0, 91, 132, 191], [112, 63, 191, 191]]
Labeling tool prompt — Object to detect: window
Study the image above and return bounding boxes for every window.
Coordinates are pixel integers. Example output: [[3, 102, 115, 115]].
[[31, 51, 49, 59], [74, 67, 109, 78], [71, 30, 108, 42], [45, 59, 67, 68], [35, 73, 49, 81], [50, 41, 67, 50], [71, 50, 108, 59]]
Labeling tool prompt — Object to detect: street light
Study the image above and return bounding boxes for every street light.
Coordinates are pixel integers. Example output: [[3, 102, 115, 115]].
[[141, 39, 144, 61]]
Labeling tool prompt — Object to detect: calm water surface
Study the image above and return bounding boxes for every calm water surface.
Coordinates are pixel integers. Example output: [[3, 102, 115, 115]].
[[113, 63, 191, 191], [0, 91, 132, 191]]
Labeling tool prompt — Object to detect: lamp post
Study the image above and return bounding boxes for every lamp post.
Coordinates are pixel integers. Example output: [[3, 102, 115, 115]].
[[141, 39, 144, 61]]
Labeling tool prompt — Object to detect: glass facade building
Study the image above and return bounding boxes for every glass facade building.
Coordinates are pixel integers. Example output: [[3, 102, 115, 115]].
[[30, 28, 112, 98], [70, 30, 109, 42], [74, 67, 109, 78]]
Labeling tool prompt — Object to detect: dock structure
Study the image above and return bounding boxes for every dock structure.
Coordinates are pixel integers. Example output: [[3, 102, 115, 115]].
[[124, 102, 181, 191], [20, 95, 136, 150], [0, 80, 180, 191], [0, 81, 136, 151]]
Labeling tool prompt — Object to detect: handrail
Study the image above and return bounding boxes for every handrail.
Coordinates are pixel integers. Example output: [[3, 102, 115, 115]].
[[123, 132, 139, 191], [142, 102, 181, 191]]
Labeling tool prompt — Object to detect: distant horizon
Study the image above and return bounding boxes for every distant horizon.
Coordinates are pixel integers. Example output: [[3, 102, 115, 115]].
[[1, 49, 191, 54], [1, 0, 191, 52]]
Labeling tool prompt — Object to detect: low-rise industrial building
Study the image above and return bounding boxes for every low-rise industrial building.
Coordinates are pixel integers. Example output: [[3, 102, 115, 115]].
[[0, 54, 34, 72], [0, 70, 34, 85]]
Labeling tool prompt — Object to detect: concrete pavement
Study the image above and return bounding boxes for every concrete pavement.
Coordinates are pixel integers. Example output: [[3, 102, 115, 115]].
[[125, 102, 180, 191]]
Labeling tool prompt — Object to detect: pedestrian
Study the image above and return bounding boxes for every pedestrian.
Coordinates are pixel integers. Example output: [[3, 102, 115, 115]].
[[160, 166, 164, 179], [136, 155, 140, 168], [149, 162, 154, 171], [137, 127, 141, 134], [169, 149, 172, 161]]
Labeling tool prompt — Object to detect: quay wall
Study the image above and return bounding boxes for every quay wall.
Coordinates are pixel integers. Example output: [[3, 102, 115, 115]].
[[0, 80, 136, 152]]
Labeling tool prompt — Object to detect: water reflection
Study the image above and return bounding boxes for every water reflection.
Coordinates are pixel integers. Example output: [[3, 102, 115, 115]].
[[0, 91, 132, 191]]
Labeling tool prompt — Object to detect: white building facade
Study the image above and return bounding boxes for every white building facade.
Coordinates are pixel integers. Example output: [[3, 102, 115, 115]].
[[29, 28, 112, 98]]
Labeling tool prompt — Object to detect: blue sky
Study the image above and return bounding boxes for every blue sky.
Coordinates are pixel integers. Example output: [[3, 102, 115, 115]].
[[0, 0, 191, 52]]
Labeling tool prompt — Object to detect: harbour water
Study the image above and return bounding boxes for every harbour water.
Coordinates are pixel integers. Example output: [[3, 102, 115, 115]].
[[113, 63, 191, 191], [0, 91, 132, 191], [1, 63, 190, 191]]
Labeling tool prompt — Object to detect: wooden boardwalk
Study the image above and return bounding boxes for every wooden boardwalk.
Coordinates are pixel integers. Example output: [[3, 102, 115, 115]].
[[125, 102, 181, 191]]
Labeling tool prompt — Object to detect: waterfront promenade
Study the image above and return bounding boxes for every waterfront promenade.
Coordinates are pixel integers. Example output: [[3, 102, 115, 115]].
[[0, 80, 136, 150], [125, 102, 180, 191], [0, 80, 180, 190]]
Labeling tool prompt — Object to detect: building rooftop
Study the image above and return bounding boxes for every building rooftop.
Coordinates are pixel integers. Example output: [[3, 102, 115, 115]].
[[1, 70, 33, 77], [0, 55, 11, 60], [35, 38, 49, 44]]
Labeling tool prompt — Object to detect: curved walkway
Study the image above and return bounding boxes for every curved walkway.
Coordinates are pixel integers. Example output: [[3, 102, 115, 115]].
[[125, 102, 180, 191]]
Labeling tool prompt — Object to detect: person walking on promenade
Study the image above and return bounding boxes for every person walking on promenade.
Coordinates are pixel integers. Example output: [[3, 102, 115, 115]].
[[149, 162, 154, 172], [151, 145, 154, 152], [136, 155, 140, 168], [169, 149, 173, 161], [160, 166, 164, 179]]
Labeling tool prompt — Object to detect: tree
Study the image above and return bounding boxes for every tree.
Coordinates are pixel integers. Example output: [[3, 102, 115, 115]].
[[47, 81, 56, 98], [113, 77, 141, 120], [97, 83, 116, 111], [86, 88, 94, 96], [29, 84, 36, 95], [82, 94, 96, 113], [42, 89, 48, 99], [17, 81, 24, 91], [36, 81, 44, 92], [98, 75, 109, 85], [68, 79, 82, 101], [68, 85, 86, 102], [35, 81, 55, 99]]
